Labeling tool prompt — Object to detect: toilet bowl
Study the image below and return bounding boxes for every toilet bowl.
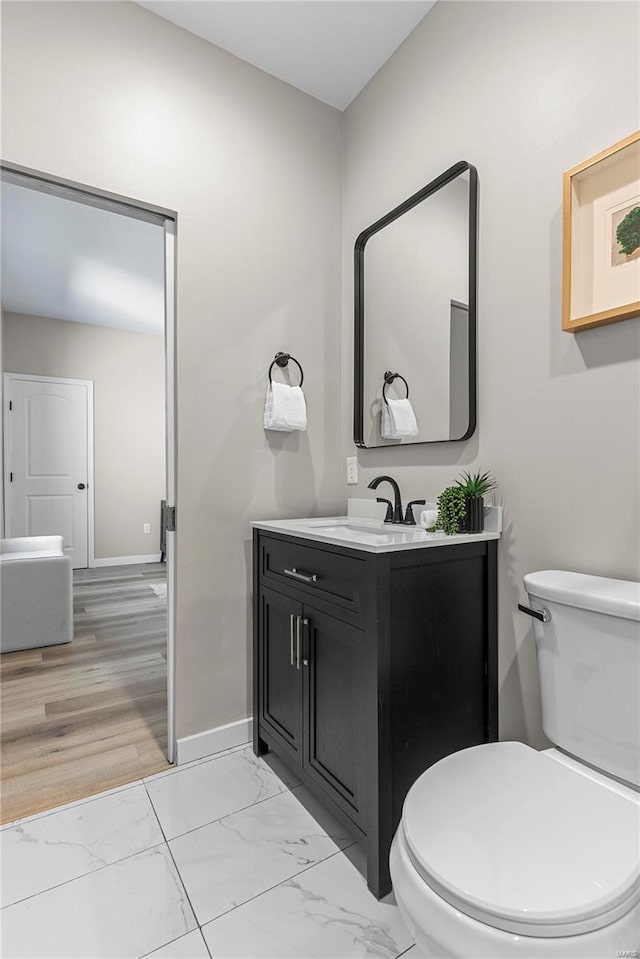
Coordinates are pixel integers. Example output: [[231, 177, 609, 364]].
[[390, 571, 640, 957]]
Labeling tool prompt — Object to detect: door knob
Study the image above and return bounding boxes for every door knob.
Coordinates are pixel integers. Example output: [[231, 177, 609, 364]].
[[77, 483, 86, 490]]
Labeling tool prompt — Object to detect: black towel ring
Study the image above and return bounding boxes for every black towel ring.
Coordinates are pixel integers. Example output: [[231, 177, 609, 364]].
[[268, 352, 304, 387], [382, 371, 409, 406]]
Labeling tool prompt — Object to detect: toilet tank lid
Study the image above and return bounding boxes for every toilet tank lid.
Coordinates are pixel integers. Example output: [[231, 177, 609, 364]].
[[524, 570, 640, 622]]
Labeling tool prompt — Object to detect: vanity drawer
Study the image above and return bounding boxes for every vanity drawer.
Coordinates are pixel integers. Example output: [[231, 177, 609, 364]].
[[258, 535, 365, 615]]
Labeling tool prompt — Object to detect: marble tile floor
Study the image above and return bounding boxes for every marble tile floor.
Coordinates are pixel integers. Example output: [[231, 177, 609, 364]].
[[1, 743, 418, 959]]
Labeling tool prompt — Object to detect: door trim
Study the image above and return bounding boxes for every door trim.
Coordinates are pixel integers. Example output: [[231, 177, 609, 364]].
[[1, 161, 178, 765], [1, 161, 174, 224], [164, 218, 177, 763], [3, 372, 95, 568]]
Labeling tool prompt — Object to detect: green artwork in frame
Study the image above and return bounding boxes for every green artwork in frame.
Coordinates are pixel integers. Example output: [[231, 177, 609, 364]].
[[613, 204, 640, 265]]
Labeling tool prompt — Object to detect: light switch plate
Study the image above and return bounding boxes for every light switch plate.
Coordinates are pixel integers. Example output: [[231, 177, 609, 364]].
[[143, 523, 151, 534]]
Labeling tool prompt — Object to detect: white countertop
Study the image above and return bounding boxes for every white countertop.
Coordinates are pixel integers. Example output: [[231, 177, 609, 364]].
[[251, 514, 501, 554]]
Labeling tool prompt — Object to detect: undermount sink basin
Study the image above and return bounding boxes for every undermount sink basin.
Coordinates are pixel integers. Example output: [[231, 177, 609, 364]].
[[308, 522, 400, 536], [288, 516, 445, 546]]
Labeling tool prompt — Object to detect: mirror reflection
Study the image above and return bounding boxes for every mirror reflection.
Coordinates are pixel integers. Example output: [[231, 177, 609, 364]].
[[355, 162, 477, 447]]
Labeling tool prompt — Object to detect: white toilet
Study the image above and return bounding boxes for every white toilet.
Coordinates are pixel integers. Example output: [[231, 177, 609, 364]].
[[390, 570, 640, 957]]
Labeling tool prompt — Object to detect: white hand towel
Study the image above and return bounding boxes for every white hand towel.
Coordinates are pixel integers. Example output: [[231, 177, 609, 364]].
[[381, 404, 395, 439], [264, 382, 307, 432], [381, 398, 419, 439]]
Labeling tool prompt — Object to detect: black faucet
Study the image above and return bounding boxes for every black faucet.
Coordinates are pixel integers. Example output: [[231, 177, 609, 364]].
[[368, 475, 404, 524]]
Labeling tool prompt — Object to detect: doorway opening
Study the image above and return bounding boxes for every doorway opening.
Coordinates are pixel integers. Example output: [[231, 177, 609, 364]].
[[0, 165, 177, 823]]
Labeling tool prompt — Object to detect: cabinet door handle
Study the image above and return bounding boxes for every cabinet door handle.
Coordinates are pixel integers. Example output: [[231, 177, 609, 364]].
[[296, 615, 302, 670], [290, 613, 296, 666], [302, 618, 309, 667], [284, 567, 318, 584]]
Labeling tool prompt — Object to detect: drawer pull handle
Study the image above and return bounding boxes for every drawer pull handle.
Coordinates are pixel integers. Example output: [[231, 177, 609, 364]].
[[284, 567, 318, 584], [290, 613, 296, 667], [518, 603, 551, 623], [296, 615, 302, 670]]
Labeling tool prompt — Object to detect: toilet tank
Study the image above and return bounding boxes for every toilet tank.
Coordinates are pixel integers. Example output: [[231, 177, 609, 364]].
[[524, 570, 640, 789]]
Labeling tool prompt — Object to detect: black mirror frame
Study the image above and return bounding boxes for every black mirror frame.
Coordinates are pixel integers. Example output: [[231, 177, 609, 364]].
[[353, 160, 478, 448]]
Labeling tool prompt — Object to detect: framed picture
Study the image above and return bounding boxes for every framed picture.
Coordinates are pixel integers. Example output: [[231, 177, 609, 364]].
[[563, 131, 640, 332]]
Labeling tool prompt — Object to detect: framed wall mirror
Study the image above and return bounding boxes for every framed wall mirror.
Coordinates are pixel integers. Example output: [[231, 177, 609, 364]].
[[354, 161, 478, 448]]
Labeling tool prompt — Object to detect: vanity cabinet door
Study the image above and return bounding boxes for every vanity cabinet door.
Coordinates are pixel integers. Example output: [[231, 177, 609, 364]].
[[302, 605, 366, 824], [258, 587, 304, 763]]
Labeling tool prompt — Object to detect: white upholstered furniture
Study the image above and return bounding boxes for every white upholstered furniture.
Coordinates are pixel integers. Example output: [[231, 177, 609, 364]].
[[0, 536, 73, 654]]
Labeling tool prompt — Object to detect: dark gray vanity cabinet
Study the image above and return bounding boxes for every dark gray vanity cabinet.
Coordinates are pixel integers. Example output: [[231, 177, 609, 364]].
[[253, 529, 498, 899]]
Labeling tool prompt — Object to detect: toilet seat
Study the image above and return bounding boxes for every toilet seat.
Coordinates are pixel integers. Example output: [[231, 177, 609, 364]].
[[402, 742, 640, 938]]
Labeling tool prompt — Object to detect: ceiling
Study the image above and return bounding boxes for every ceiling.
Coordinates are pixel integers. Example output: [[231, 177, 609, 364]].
[[1, 182, 165, 335], [136, 0, 436, 110]]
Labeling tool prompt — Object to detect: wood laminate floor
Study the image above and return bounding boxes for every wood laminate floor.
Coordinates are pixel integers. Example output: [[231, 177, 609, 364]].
[[0, 563, 171, 824]]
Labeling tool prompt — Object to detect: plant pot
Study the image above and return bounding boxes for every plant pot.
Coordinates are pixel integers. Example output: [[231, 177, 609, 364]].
[[463, 496, 484, 533]]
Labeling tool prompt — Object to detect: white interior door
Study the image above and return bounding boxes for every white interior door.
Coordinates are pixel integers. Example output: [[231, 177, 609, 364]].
[[4, 373, 92, 568]]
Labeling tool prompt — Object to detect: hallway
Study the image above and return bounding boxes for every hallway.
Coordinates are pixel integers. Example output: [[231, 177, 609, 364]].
[[0, 563, 170, 823]]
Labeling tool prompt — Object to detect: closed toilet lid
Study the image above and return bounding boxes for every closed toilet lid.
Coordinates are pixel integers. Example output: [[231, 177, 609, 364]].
[[402, 742, 640, 937]]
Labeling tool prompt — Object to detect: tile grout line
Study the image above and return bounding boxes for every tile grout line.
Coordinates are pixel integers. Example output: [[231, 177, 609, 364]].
[[199, 840, 359, 932], [143, 760, 358, 947], [200, 840, 414, 959], [2, 835, 366, 953], [155, 777, 304, 845], [139, 928, 211, 959], [143, 780, 211, 957], [0, 837, 169, 911]]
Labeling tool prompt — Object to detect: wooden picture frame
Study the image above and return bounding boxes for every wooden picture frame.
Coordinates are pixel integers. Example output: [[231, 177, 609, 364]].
[[562, 131, 640, 332]]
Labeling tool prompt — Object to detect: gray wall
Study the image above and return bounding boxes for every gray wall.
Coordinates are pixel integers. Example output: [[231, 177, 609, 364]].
[[1, 0, 344, 739], [342, 1, 640, 747], [3, 312, 165, 560]]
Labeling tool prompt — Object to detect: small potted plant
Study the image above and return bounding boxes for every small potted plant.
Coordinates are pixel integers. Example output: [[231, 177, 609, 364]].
[[426, 485, 468, 535], [455, 470, 497, 533]]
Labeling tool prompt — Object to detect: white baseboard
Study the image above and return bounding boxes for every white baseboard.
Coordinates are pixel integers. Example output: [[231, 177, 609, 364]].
[[92, 553, 162, 567], [176, 717, 253, 765]]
